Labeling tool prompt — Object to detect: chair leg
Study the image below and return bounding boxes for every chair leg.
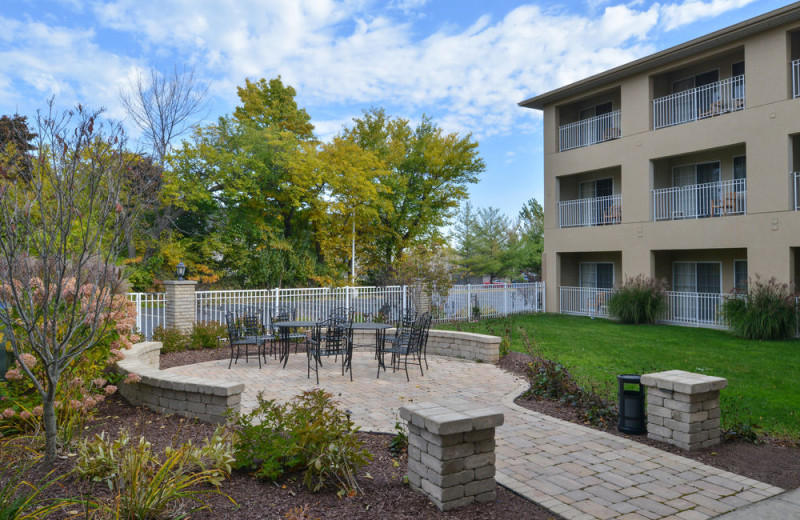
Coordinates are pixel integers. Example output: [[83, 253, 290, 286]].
[[228, 347, 235, 369], [404, 353, 410, 382]]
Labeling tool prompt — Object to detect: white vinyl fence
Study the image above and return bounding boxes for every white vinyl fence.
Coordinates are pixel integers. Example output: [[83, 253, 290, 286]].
[[660, 291, 727, 328], [127, 292, 166, 341], [195, 286, 408, 327], [128, 283, 546, 339], [431, 283, 545, 323], [559, 286, 615, 317]]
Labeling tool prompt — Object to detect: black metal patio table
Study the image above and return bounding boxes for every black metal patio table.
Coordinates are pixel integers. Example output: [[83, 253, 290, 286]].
[[348, 322, 393, 375], [273, 320, 316, 368]]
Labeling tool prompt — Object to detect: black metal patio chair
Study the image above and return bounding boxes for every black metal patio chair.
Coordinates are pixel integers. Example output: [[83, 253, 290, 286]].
[[307, 318, 352, 384], [225, 310, 270, 369], [379, 312, 426, 381]]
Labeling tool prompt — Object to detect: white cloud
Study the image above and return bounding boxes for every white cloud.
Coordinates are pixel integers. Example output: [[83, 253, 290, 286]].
[[0, 0, 760, 140], [0, 15, 136, 119], [660, 0, 757, 31]]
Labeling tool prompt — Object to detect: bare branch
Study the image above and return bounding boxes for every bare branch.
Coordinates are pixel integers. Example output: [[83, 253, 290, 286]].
[[119, 65, 209, 164]]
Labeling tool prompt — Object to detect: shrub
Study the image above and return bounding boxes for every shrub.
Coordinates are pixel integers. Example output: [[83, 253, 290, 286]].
[[229, 389, 372, 495], [190, 322, 227, 350], [153, 322, 226, 354], [152, 326, 191, 354], [608, 275, 666, 324], [721, 277, 797, 340], [75, 427, 234, 518]]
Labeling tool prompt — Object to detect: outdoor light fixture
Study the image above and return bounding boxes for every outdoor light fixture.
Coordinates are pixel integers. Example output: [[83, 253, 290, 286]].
[[176, 261, 186, 281]]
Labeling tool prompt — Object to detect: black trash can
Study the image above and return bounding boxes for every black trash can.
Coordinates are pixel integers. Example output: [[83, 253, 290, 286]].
[[617, 374, 646, 435]]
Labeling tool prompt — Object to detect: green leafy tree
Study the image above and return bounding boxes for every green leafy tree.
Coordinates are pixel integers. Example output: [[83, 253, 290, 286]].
[[454, 205, 516, 282], [514, 198, 544, 280], [341, 108, 484, 283], [0, 114, 36, 182]]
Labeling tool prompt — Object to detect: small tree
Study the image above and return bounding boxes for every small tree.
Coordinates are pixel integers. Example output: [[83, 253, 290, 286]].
[[0, 103, 142, 466]]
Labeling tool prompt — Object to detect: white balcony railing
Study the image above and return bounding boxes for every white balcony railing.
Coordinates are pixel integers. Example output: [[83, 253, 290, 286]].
[[559, 286, 616, 317], [794, 171, 800, 211], [558, 194, 621, 228], [559, 287, 730, 327], [653, 179, 745, 221], [660, 291, 727, 327], [653, 75, 745, 130], [793, 59, 800, 99], [559, 110, 621, 152]]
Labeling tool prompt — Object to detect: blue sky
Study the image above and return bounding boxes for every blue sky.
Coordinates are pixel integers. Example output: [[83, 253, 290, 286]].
[[0, 0, 791, 221]]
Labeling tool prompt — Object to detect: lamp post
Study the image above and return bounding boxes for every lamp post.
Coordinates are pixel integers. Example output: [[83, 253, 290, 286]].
[[176, 261, 186, 281]]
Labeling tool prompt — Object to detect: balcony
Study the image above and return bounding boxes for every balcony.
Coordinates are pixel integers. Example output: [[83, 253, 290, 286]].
[[558, 194, 621, 228], [793, 59, 800, 99], [653, 75, 745, 130], [559, 110, 621, 152], [559, 286, 614, 317], [795, 171, 800, 210], [653, 179, 745, 221]]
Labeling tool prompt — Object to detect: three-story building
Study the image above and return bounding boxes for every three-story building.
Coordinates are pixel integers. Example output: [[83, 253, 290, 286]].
[[520, 3, 800, 325]]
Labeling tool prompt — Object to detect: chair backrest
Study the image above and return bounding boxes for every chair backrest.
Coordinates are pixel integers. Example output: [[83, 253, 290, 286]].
[[399, 307, 416, 328], [419, 311, 432, 349], [240, 310, 263, 336], [406, 314, 427, 352], [328, 306, 351, 325], [225, 312, 245, 341], [315, 318, 347, 354]]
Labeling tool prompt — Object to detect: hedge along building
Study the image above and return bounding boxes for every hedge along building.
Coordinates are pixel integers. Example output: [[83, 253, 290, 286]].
[[520, 2, 800, 324]]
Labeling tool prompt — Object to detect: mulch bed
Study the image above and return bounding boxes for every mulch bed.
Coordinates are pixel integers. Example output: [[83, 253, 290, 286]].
[[498, 351, 800, 491], [11, 346, 798, 520], [70, 394, 558, 520]]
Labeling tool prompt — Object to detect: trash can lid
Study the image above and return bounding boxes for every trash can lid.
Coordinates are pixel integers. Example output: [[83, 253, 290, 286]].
[[617, 374, 641, 384]]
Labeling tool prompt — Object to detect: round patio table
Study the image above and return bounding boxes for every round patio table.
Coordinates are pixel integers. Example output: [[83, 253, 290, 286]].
[[273, 320, 316, 368], [348, 322, 393, 375]]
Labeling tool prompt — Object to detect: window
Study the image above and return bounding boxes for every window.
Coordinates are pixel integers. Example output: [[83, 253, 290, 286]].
[[673, 162, 720, 186], [579, 102, 612, 120], [580, 263, 614, 289], [579, 178, 613, 199], [672, 162, 720, 218], [733, 156, 746, 180], [734, 260, 748, 293], [672, 70, 719, 93], [673, 262, 721, 293]]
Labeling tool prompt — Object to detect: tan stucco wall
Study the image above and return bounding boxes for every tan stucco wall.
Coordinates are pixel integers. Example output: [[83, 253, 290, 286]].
[[541, 17, 800, 312]]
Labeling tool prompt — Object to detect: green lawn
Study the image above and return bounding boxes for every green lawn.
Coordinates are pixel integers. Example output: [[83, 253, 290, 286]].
[[437, 313, 800, 439]]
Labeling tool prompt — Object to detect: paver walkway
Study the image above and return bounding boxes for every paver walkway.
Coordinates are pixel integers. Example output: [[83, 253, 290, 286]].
[[167, 351, 785, 520]]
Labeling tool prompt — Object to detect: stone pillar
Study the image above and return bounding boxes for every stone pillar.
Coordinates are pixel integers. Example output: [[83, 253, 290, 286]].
[[411, 284, 431, 315], [164, 280, 197, 333], [399, 402, 503, 511], [641, 370, 727, 451]]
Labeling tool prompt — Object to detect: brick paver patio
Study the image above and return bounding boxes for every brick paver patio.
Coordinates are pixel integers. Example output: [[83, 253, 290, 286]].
[[167, 351, 784, 519]]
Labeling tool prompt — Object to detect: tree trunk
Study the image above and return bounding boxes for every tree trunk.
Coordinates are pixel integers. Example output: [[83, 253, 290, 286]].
[[42, 389, 58, 468]]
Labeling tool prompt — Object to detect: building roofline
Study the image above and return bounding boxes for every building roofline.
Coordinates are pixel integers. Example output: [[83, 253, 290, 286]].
[[519, 2, 800, 110]]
